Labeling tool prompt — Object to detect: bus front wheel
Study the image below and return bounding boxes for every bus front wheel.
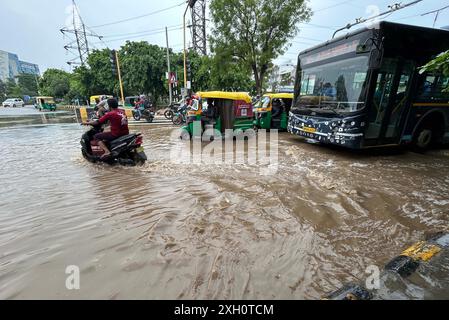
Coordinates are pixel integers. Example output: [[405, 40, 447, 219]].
[[414, 128, 433, 151]]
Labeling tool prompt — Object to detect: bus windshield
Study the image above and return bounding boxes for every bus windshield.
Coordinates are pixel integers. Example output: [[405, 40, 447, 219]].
[[296, 55, 369, 114]]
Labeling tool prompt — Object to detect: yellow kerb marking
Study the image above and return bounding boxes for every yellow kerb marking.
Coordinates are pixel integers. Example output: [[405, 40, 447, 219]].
[[80, 108, 88, 121], [401, 241, 441, 261]]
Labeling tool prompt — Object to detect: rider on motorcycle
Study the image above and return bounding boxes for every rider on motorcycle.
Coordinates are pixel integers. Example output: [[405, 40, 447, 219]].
[[83, 98, 129, 159], [96, 95, 109, 117]]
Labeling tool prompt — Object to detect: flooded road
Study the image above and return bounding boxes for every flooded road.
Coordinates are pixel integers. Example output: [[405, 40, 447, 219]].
[[0, 109, 448, 299]]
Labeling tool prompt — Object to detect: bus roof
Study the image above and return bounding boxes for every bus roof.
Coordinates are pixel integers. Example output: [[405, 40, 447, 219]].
[[297, 21, 449, 58], [196, 91, 252, 103]]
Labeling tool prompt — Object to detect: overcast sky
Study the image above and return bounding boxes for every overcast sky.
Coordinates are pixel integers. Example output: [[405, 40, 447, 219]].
[[1, 0, 448, 73]]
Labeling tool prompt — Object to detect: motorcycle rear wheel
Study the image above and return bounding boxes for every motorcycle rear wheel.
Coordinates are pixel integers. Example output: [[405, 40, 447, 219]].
[[133, 112, 141, 121], [172, 115, 183, 125], [164, 109, 174, 119]]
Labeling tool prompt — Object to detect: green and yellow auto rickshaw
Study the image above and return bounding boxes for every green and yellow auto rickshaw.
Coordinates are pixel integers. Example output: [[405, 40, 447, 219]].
[[181, 91, 254, 139], [35, 96, 57, 111], [253, 93, 293, 130], [89, 95, 113, 107], [125, 96, 139, 107]]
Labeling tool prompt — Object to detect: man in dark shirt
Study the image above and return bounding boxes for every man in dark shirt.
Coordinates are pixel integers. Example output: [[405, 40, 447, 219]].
[[83, 98, 129, 158]]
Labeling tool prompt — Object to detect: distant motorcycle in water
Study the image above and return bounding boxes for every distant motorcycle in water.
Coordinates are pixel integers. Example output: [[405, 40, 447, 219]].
[[172, 104, 187, 125], [164, 103, 179, 120], [132, 101, 155, 123]]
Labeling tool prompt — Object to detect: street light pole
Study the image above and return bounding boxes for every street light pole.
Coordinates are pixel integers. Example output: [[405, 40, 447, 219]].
[[183, 0, 198, 97], [183, 4, 189, 96], [165, 26, 173, 105]]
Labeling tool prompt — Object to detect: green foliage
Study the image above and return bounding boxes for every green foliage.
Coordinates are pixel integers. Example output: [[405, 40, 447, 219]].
[[39, 68, 71, 98], [85, 49, 117, 96], [5, 79, 22, 97], [120, 41, 167, 101], [17, 74, 39, 96], [0, 79, 7, 102], [420, 50, 449, 91], [209, 0, 311, 94]]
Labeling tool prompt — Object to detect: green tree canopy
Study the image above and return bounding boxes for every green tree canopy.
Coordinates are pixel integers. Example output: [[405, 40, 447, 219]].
[[39, 68, 71, 98], [421, 50, 449, 91], [17, 74, 39, 97], [209, 0, 311, 95], [120, 41, 167, 101], [85, 49, 117, 96], [0, 79, 7, 102]]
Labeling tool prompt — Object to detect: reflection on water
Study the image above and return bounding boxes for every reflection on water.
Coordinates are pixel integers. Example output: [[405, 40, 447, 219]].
[[0, 113, 448, 299], [0, 110, 77, 128]]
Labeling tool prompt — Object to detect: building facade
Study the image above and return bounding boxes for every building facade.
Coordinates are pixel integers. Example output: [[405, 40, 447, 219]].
[[0, 49, 40, 82]]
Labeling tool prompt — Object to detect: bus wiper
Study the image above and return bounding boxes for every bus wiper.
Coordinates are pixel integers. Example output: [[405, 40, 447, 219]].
[[320, 107, 339, 115]]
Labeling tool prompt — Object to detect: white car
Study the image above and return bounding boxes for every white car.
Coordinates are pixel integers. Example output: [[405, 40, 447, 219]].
[[2, 98, 24, 108]]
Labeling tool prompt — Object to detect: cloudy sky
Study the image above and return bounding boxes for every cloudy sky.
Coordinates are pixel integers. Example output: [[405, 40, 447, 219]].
[[1, 0, 448, 73]]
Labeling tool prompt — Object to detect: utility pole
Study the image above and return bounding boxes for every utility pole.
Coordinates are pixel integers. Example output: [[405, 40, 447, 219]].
[[165, 26, 173, 105], [190, 0, 207, 55], [60, 0, 102, 66], [115, 51, 125, 106], [183, 3, 190, 96]]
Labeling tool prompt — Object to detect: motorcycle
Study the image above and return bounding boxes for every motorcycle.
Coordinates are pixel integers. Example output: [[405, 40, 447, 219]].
[[80, 122, 147, 166], [132, 102, 155, 123], [172, 104, 187, 125], [164, 103, 179, 119]]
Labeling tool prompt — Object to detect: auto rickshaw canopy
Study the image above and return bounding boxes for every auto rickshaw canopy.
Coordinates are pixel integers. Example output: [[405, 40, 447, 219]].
[[196, 91, 252, 104], [263, 92, 294, 100], [36, 96, 55, 103], [90, 95, 113, 104]]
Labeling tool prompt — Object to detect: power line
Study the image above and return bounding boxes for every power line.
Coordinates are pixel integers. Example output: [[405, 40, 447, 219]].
[[93, 26, 183, 45], [314, 0, 356, 13], [332, 0, 424, 38], [421, 4, 449, 27], [91, 2, 184, 28], [101, 24, 182, 39]]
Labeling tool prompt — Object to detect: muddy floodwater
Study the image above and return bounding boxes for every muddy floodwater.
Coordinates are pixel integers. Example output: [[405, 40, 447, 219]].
[[0, 109, 448, 299]]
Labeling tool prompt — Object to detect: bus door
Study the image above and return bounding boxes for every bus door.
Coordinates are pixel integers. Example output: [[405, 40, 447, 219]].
[[365, 58, 414, 145]]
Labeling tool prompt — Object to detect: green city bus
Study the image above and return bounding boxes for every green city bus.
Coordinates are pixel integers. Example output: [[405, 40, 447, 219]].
[[288, 22, 449, 151]]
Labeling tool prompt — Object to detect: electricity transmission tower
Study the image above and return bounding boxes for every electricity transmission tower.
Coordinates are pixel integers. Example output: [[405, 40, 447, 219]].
[[60, 0, 102, 66], [189, 0, 207, 55]]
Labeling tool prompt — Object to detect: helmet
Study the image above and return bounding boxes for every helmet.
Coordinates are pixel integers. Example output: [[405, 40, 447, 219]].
[[139, 94, 146, 99], [101, 95, 107, 100]]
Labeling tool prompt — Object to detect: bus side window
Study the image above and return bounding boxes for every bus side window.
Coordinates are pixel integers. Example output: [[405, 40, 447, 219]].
[[417, 74, 449, 102]]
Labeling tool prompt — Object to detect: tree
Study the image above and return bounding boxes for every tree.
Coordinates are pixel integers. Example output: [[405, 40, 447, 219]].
[[85, 49, 117, 97], [17, 73, 39, 96], [119, 41, 167, 102], [5, 79, 21, 97], [209, 0, 311, 95], [420, 50, 449, 91], [0, 79, 7, 102], [39, 68, 71, 98]]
